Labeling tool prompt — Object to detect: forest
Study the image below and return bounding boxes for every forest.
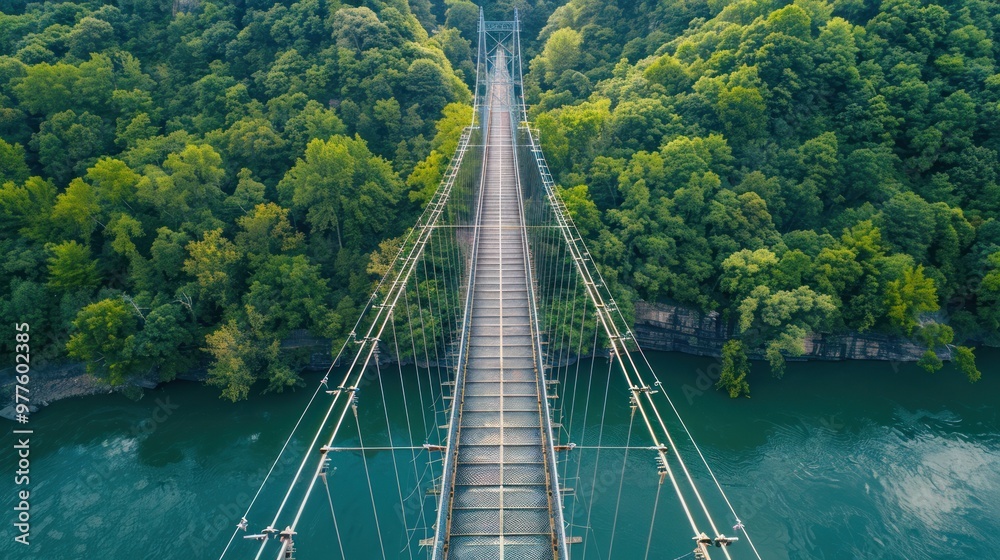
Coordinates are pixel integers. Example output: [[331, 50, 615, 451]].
[[524, 0, 996, 394], [0, 0, 995, 400]]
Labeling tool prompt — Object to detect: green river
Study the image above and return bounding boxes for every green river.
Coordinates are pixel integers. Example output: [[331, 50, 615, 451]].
[[3, 349, 998, 559]]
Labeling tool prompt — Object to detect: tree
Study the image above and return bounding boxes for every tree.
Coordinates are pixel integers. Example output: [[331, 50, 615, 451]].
[[918, 349, 943, 373], [66, 298, 141, 385], [406, 59, 455, 120], [407, 149, 446, 206], [106, 213, 144, 261], [915, 322, 953, 372], [884, 264, 938, 334], [332, 7, 394, 53], [432, 103, 473, 156], [137, 144, 226, 231], [720, 248, 778, 302], [538, 28, 582, 84], [979, 252, 1000, 342], [444, 0, 479, 42], [953, 346, 980, 383], [797, 132, 841, 206], [644, 54, 692, 95], [283, 100, 346, 156], [879, 192, 937, 261], [717, 340, 751, 398], [434, 27, 474, 85], [204, 319, 259, 402], [277, 135, 403, 251], [737, 285, 837, 376], [183, 229, 241, 310], [559, 185, 602, 238], [0, 138, 29, 184], [244, 254, 333, 337], [0, 176, 56, 241], [147, 227, 190, 288], [86, 157, 140, 213], [50, 178, 100, 240], [46, 240, 99, 293], [67, 16, 115, 59], [235, 203, 304, 268], [210, 117, 287, 182], [226, 168, 266, 215], [12, 61, 81, 115], [205, 305, 299, 402], [31, 109, 107, 184], [716, 85, 767, 142], [116, 112, 158, 148], [131, 303, 196, 382]]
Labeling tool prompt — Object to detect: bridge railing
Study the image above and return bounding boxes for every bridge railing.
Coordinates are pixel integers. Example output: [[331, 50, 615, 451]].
[[245, 97, 490, 560]]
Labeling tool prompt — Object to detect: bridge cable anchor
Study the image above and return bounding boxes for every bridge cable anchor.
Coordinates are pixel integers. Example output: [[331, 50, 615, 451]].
[[279, 526, 297, 560], [713, 534, 739, 547]]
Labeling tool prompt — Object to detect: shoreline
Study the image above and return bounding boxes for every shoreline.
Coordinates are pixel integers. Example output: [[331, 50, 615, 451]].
[[3, 300, 982, 420], [633, 300, 954, 362], [0, 363, 115, 421], [0, 362, 196, 422]]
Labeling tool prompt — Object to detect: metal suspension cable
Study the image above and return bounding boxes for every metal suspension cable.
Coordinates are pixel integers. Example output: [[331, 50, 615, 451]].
[[618, 345, 735, 560], [271, 332, 394, 560], [508, 57, 570, 556], [235, 20, 516, 560], [354, 405, 389, 560], [607, 410, 636, 560], [252, 382, 346, 560], [404, 288, 438, 447], [559, 283, 588, 459], [438, 204, 463, 357], [390, 316, 433, 542], [246, 89, 478, 560], [424, 234, 448, 387], [413, 243, 436, 393], [374, 355, 414, 560], [472, 7, 485, 129], [260, 369, 362, 560], [512, 57, 757, 547], [219, 278, 375, 560], [581, 357, 613, 560], [514, 86, 707, 537], [566, 319, 599, 539], [321, 472, 346, 560], [511, 34, 743, 557], [217, 354, 331, 560], [429, 61, 494, 559], [256, 281, 415, 559], [645, 476, 665, 560], [564, 316, 592, 550], [631, 344, 765, 559]]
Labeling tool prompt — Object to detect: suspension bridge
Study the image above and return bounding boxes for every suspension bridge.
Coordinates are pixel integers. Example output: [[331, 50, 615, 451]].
[[219, 9, 761, 560]]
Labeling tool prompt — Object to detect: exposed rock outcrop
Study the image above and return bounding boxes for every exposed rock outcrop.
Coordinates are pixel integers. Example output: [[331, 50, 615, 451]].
[[633, 300, 941, 362]]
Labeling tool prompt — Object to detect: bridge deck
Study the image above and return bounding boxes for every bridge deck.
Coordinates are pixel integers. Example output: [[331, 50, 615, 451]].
[[441, 62, 560, 559]]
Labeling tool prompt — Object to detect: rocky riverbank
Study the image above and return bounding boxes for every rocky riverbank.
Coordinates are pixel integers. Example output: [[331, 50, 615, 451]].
[[633, 300, 944, 362], [1, 306, 948, 420], [0, 362, 115, 421], [0, 329, 334, 421]]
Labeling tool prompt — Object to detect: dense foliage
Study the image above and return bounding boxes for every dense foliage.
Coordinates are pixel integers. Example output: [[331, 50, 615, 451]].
[[0, 0, 478, 399], [1, 0, 993, 400], [525, 0, 998, 388]]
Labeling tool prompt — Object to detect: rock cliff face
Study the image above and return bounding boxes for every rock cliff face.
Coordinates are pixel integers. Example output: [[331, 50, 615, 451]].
[[632, 300, 940, 362], [1, 306, 946, 420]]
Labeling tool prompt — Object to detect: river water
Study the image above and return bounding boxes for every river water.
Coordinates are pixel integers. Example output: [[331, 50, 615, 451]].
[[2, 349, 998, 559]]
